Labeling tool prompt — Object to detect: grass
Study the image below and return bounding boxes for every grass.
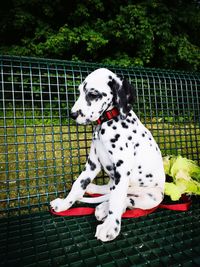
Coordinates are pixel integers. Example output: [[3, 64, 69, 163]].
[[0, 122, 94, 216], [0, 117, 199, 217]]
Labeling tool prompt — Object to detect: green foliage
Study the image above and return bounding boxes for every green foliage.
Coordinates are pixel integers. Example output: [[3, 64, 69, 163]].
[[163, 155, 200, 200], [0, 0, 200, 71]]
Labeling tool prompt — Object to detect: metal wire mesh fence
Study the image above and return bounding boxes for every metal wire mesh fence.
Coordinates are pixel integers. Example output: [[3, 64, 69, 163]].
[[0, 55, 199, 216]]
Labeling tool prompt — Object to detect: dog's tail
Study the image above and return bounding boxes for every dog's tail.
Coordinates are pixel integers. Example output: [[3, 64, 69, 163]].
[[78, 194, 110, 204]]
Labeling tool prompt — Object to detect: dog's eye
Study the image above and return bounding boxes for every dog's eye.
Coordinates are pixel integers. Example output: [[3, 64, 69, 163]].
[[87, 92, 98, 100]]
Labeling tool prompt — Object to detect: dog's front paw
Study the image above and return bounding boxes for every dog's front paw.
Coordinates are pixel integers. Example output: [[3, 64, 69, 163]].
[[50, 198, 72, 212], [95, 217, 121, 242]]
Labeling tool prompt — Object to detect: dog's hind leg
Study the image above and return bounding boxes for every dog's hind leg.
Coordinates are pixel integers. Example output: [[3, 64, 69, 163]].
[[126, 186, 164, 210], [95, 186, 164, 221]]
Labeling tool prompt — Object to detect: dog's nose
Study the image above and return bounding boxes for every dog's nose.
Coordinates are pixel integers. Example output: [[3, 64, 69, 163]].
[[70, 111, 79, 120]]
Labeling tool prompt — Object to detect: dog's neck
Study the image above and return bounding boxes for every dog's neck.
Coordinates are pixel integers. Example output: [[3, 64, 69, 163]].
[[96, 107, 119, 125]]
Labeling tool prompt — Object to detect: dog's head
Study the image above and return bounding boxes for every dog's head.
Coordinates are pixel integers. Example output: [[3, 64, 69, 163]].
[[71, 68, 135, 124]]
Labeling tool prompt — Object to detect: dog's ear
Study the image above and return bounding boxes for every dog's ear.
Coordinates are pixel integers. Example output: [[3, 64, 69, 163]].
[[108, 77, 135, 119]]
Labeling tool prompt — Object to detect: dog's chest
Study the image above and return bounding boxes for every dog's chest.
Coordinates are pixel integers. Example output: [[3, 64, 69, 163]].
[[92, 124, 115, 172], [94, 137, 113, 170]]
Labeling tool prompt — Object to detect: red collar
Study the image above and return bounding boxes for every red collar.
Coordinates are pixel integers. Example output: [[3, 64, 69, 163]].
[[96, 107, 120, 125]]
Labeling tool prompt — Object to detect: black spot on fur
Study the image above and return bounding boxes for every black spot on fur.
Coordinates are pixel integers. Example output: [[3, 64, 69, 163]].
[[114, 171, 121, 185], [112, 126, 117, 130], [114, 227, 118, 232], [116, 219, 120, 225], [88, 158, 96, 171], [112, 144, 116, 148], [107, 120, 113, 126], [80, 178, 91, 190], [133, 130, 137, 133], [130, 198, 135, 206], [138, 165, 141, 169], [128, 136, 132, 140], [109, 150, 113, 155], [116, 160, 123, 167], [109, 210, 113, 215], [146, 173, 153, 178], [106, 165, 113, 171], [127, 171, 130, 176], [116, 133, 120, 138], [110, 134, 120, 143], [121, 122, 128, 128], [142, 133, 145, 137], [147, 193, 157, 201], [120, 147, 123, 151], [110, 186, 116, 190], [101, 129, 105, 135]]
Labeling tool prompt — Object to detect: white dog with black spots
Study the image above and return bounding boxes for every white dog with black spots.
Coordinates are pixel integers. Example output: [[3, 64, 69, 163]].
[[50, 68, 165, 242]]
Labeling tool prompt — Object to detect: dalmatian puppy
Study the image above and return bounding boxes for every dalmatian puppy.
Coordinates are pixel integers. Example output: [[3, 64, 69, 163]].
[[50, 68, 165, 242]]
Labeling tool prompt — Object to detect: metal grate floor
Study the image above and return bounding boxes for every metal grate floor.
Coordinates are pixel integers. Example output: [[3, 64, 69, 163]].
[[1, 197, 200, 267]]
